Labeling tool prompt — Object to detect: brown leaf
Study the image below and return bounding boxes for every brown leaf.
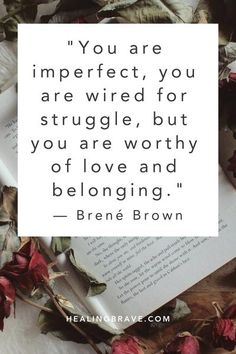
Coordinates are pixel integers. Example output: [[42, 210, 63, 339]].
[[67, 249, 107, 296], [193, 0, 212, 24], [219, 42, 236, 80], [96, 0, 193, 23], [0, 186, 17, 224], [0, 224, 19, 267]]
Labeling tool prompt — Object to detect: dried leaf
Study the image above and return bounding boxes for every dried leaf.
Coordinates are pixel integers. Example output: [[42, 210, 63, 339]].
[[96, 0, 138, 13], [0, 224, 19, 267], [3, 17, 18, 40], [38, 299, 112, 343], [219, 28, 232, 46], [171, 298, 191, 321], [219, 42, 236, 80], [2, 1, 38, 41], [0, 41, 17, 93], [193, 0, 212, 23], [0, 0, 58, 40], [0, 249, 13, 267], [57, 294, 74, 311], [41, 0, 98, 23], [96, 0, 193, 23], [0, 24, 6, 42], [51, 237, 71, 255], [99, 16, 128, 23], [1, 186, 17, 223], [29, 287, 44, 300], [224, 43, 236, 65], [47, 11, 84, 23], [67, 249, 107, 297]]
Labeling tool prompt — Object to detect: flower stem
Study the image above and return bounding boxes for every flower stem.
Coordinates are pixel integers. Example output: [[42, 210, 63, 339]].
[[212, 301, 223, 318], [43, 285, 103, 354], [16, 293, 53, 314]]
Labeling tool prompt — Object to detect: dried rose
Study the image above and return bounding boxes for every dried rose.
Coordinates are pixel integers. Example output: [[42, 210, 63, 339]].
[[0, 276, 15, 331], [164, 332, 200, 354], [0, 240, 49, 290], [212, 318, 236, 351], [112, 336, 144, 354], [229, 72, 236, 81], [224, 304, 236, 319]]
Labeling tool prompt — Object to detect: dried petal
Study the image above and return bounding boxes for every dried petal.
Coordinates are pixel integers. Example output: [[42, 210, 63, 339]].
[[212, 318, 236, 351], [0, 276, 15, 330], [164, 332, 200, 354], [112, 336, 144, 354], [0, 240, 49, 290]]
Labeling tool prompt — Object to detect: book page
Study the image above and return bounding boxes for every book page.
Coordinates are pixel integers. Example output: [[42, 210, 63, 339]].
[[0, 85, 17, 186], [41, 168, 236, 331]]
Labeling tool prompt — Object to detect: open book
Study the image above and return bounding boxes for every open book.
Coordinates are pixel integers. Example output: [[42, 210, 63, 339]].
[[1, 84, 235, 332], [0, 85, 17, 187], [40, 168, 236, 332]]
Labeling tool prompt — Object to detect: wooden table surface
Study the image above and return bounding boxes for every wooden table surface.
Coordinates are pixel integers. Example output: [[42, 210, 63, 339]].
[[128, 258, 236, 353]]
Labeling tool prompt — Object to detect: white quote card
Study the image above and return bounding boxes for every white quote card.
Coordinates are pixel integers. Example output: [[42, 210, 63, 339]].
[[18, 24, 218, 237]]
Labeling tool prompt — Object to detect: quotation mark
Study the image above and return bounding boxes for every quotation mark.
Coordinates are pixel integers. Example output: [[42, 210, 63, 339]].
[[68, 40, 73, 46], [177, 182, 182, 188]]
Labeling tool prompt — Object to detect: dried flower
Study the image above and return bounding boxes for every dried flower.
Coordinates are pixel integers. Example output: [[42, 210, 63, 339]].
[[224, 304, 236, 319], [0, 276, 15, 331], [112, 336, 144, 354], [212, 318, 236, 351], [1, 240, 49, 290], [229, 72, 236, 82], [164, 332, 200, 354]]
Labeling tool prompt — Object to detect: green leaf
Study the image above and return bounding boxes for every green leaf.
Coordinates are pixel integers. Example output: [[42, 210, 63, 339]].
[[51, 237, 71, 255], [96, 0, 193, 23], [67, 249, 107, 297], [38, 299, 112, 343]]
